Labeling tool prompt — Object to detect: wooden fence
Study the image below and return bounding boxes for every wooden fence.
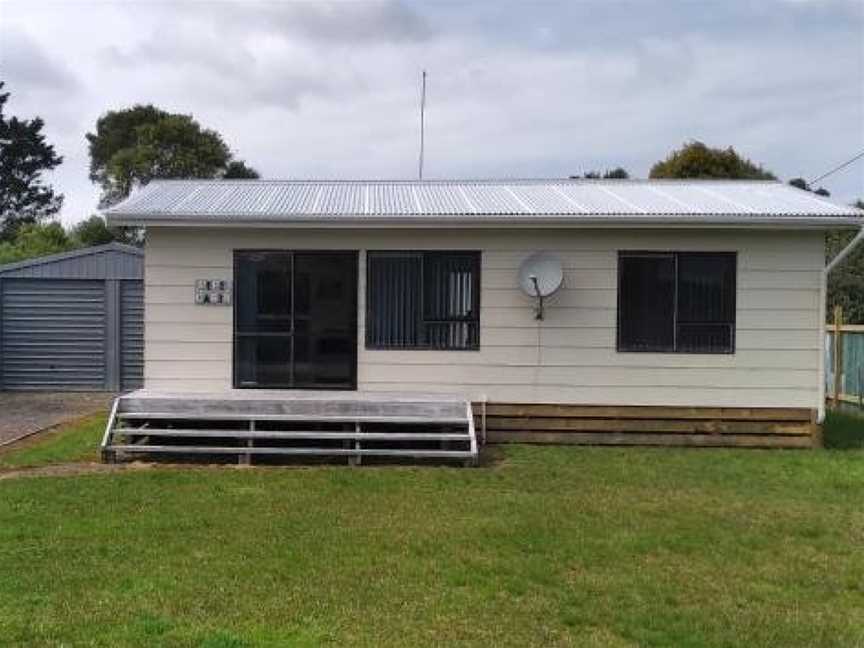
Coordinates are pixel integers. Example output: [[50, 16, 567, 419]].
[[825, 306, 864, 407]]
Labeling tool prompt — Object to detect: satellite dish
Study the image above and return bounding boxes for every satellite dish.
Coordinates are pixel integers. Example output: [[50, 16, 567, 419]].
[[518, 253, 563, 320]]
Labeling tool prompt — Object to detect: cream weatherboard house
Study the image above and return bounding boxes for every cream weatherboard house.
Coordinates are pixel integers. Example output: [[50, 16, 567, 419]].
[[100, 179, 864, 464]]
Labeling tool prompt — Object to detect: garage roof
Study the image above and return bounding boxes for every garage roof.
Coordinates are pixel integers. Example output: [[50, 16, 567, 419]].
[[105, 179, 864, 227], [0, 243, 143, 280]]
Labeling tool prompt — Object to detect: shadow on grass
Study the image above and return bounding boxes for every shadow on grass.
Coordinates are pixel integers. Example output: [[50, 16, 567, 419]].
[[823, 408, 864, 449]]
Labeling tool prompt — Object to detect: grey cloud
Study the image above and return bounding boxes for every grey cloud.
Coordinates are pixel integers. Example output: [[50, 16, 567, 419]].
[[427, 0, 863, 55], [102, 23, 255, 75], [99, 2, 419, 111], [164, 0, 435, 45], [0, 28, 79, 92], [259, 1, 434, 44]]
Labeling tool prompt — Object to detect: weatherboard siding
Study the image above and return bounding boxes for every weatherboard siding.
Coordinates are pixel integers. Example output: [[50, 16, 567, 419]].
[[143, 227, 823, 408]]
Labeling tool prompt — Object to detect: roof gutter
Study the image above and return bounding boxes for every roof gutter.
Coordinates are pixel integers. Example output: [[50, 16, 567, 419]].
[[817, 224, 864, 423], [105, 214, 864, 229]]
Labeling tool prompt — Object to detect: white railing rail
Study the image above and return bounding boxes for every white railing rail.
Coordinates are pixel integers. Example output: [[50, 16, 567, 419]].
[[100, 397, 120, 450]]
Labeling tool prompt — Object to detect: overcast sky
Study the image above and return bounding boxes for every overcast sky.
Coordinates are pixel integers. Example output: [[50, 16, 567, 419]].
[[1, 0, 863, 224]]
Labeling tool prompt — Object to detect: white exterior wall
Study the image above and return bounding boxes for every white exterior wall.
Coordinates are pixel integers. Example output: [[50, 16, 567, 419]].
[[144, 226, 824, 408]]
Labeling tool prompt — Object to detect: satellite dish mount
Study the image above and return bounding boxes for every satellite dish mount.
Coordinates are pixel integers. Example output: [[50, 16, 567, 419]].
[[518, 253, 564, 321], [529, 275, 545, 320]]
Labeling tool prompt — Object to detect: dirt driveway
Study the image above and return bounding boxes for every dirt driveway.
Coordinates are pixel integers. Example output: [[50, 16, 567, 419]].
[[0, 392, 114, 447]]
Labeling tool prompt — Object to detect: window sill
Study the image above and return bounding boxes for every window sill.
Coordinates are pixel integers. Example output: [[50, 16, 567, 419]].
[[616, 349, 736, 355], [365, 346, 481, 352]]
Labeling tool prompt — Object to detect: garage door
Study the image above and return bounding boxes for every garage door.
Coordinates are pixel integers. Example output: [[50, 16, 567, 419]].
[[120, 281, 144, 390], [1, 279, 106, 389]]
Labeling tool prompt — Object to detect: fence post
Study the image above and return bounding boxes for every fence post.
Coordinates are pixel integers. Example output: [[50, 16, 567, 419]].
[[858, 365, 864, 408], [833, 305, 844, 407]]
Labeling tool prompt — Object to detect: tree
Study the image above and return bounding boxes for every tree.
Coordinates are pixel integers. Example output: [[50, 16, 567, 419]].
[[570, 167, 630, 179], [86, 106, 232, 206], [603, 167, 630, 179], [223, 160, 260, 179], [0, 221, 73, 264], [650, 141, 776, 180], [70, 214, 117, 247], [69, 213, 142, 247], [827, 199, 864, 324], [788, 177, 830, 197], [86, 104, 167, 200], [0, 82, 64, 241]]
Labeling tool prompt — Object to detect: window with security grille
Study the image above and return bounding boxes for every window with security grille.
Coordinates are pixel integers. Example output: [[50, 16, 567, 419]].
[[366, 251, 480, 350], [617, 252, 736, 354]]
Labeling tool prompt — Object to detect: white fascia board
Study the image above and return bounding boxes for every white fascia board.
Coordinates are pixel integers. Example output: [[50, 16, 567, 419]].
[[106, 214, 864, 230]]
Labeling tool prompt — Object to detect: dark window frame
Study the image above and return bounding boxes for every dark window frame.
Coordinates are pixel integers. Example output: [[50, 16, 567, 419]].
[[365, 250, 481, 351], [616, 251, 737, 355], [232, 249, 358, 390]]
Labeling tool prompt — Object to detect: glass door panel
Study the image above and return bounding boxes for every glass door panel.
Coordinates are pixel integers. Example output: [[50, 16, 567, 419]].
[[292, 253, 357, 389], [234, 251, 356, 389], [234, 251, 293, 387]]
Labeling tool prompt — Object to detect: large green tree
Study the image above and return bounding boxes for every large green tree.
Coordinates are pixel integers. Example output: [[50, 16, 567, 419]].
[[650, 141, 776, 180], [86, 106, 233, 206], [0, 82, 64, 241]]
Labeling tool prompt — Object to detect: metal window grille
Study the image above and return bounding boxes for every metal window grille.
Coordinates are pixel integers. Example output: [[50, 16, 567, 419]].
[[618, 251, 736, 354], [366, 251, 480, 350]]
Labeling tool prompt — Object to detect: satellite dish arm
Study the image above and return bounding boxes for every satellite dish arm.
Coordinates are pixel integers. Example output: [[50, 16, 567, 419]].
[[530, 275, 544, 320]]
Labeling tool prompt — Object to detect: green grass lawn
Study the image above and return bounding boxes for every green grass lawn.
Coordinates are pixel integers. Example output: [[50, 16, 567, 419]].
[[0, 413, 105, 470], [0, 412, 862, 647], [824, 408, 864, 449]]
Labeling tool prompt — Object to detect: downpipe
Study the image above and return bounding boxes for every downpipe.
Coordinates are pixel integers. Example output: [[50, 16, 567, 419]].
[[818, 225, 864, 423]]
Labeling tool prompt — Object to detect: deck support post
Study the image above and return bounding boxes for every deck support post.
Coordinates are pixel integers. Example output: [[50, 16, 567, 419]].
[[240, 420, 254, 466], [348, 422, 362, 466]]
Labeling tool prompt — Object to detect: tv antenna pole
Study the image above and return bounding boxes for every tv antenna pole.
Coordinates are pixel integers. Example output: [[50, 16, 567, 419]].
[[418, 70, 427, 180]]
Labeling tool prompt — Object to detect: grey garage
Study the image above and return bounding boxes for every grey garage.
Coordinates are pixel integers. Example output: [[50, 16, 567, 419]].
[[0, 243, 144, 391]]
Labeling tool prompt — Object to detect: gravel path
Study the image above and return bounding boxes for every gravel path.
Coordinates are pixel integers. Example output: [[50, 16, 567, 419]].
[[0, 392, 114, 447]]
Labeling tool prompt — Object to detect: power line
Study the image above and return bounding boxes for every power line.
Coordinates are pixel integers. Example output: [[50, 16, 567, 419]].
[[809, 149, 864, 186]]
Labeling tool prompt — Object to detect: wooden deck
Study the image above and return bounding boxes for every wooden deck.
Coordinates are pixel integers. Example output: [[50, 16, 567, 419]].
[[102, 392, 819, 460], [475, 403, 819, 449], [102, 390, 478, 465]]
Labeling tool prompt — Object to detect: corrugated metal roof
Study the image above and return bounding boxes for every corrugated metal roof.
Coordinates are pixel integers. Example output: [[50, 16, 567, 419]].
[[105, 179, 864, 227], [0, 242, 144, 279]]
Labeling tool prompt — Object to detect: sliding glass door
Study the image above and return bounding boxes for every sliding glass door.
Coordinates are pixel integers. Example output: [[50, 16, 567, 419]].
[[234, 251, 357, 389]]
